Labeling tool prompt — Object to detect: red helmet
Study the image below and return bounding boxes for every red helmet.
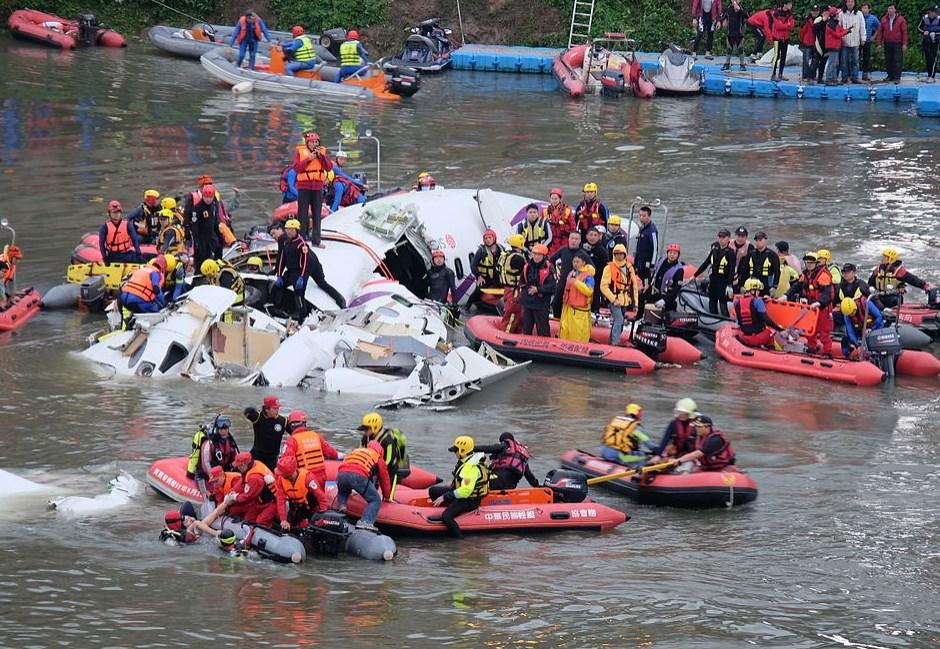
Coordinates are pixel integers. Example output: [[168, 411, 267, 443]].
[[164, 510, 183, 531], [550, 187, 563, 198], [107, 200, 122, 212], [287, 409, 307, 431], [197, 174, 213, 187], [291, 25, 304, 36], [347, 30, 360, 40], [417, 174, 435, 187], [483, 228, 497, 241], [431, 250, 445, 259], [305, 132, 320, 143], [201, 184, 216, 198], [234, 451, 253, 466], [666, 243, 681, 253], [277, 454, 298, 475]]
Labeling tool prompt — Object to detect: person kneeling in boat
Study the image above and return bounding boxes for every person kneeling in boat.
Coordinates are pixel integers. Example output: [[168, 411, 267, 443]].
[[601, 244, 639, 345], [222, 451, 277, 527], [161, 502, 218, 545], [283, 26, 321, 77], [476, 432, 539, 490], [559, 252, 595, 343], [519, 244, 557, 337], [672, 415, 736, 472], [838, 297, 883, 360], [359, 412, 409, 498], [868, 248, 932, 310], [99, 200, 142, 264], [429, 436, 490, 539], [200, 258, 245, 306], [206, 465, 242, 506], [337, 30, 371, 82], [336, 441, 392, 532], [649, 398, 698, 463], [734, 277, 784, 348], [274, 454, 323, 532], [599, 404, 657, 468], [119, 256, 167, 314]]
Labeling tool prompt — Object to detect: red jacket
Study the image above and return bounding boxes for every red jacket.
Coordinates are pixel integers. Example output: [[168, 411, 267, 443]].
[[339, 444, 392, 499], [747, 9, 772, 31], [799, 17, 817, 46], [877, 14, 908, 45], [824, 19, 850, 49], [691, 0, 722, 20], [770, 10, 795, 40]]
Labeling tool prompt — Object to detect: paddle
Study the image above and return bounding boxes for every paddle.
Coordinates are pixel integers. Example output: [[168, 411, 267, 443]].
[[585, 460, 676, 485]]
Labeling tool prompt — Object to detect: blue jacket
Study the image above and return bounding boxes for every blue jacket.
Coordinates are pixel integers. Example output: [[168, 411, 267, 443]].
[[282, 168, 298, 202], [229, 17, 271, 46], [634, 222, 659, 279], [841, 301, 884, 347], [863, 14, 881, 40]]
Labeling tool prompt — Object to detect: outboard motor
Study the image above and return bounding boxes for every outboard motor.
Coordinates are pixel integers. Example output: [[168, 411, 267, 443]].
[[631, 322, 668, 358], [77, 14, 100, 45], [544, 469, 588, 504], [663, 310, 700, 339], [79, 275, 107, 312], [300, 511, 352, 557], [385, 65, 420, 97], [866, 328, 902, 379], [600, 69, 626, 97]]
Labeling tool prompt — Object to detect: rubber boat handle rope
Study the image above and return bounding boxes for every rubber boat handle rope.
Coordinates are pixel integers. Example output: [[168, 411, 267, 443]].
[[585, 460, 677, 486]]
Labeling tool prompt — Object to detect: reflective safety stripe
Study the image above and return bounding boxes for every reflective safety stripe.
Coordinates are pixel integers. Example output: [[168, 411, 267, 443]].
[[339, 40, 361, 67], [520, 218, 548, 246], [498, 251, 524, 287], [105, 220, 134, 254], [294, 35, 315, 61], [602, 417, 646, 454], [295, 146, 327, 184], [290, 430, 326, 473]]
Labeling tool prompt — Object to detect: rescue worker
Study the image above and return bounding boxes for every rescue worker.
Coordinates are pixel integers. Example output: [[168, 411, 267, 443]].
[[358, 412, 409, 498], [119, 256, 166, 313], [160, 196, 182, 220], [127, 189, 162, 245], [745, 231, 780, 295], [497, 234, 526, 333], [785, 251, 835, 356], [646, 242, 685, 313], [839, 296, 884, 359], [425, 250, 457, 305], [604, 215, 629, 254], [633, 206, 659, 288], [550, 231, 583, 318], [160, 502, 218, 544], [599, 404, 656, 468], [582, 227, 609, 313], [543, 188, 576, 256], [200, 258, 245, 305], [98, 200, 142, 264], [337, 30, 370, 81], [272, 219, 309, 318], [868, 248, 932, 309], [559, 252, 595, 343], [471, 228, 504, 290], [217, 529, 249, 557], [328, 170, 365, 212], [817, 249, 842, 287], [161, 253, 186, 303], [282, 25, 319, 76], [279, 410, 339, 514], [673, 415, 736, 471], [184, 183, 224, 272], [412, 171, 436, 191], [838, 263, 871, 302], [0, 244, 21, 304], [335, 440, 392, 531], [650, 398, 698, 461], [187, 415, 239, 482], [242, 395, 286, 471], [292, 132, 333, 246], [601, 243, 639, 345], [429, 436, 490, 539], [279, 161, 298, 203], [223, 451, 277, 526], [520, 243, 557, 336], [206, 465, 242, 505], [691, 228, 736, 316], [275, 454, 323, 531], [730, 226, 755, 293], [516, 203, 552, 250], [574, 182, 609, 236], [229, 10, 270, 70], [156, 209, 185, 255], [774, 241, 801, 298], [734, 277, 784, 348], [476, 432, 539, 490], [332, 150, 366, 188]]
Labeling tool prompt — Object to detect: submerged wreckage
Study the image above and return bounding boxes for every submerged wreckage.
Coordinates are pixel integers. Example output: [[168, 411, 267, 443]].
[[80, 188, 533, 407]]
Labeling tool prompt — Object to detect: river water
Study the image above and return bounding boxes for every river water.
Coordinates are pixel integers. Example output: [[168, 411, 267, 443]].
[[1, 35, 938, 649]]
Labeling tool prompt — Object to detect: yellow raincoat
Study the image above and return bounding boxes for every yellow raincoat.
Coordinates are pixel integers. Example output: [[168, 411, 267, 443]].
[[559, 265, 595, 342]]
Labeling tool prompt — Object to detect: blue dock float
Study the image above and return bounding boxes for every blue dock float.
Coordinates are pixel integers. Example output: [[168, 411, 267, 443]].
[[451, 43, 938, 116]]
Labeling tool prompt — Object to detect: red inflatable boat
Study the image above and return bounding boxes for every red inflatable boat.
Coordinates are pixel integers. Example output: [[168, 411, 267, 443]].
[[831, 346, 940, 378], [715, 324, 885, 386], [0, 287, 42, 332], [70, 232, 159, 265], [8, 10, 126, 49], [560, 450, 758, 509], [345, 485, 627, 535], [271, 201, 332, 224], [893, 302, 940, 334], [552, 39, 655, 99], [147, 456, 442, 504]]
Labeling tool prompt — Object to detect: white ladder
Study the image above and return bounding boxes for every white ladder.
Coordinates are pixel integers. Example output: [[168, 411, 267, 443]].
[[567, 0, 596, 48]]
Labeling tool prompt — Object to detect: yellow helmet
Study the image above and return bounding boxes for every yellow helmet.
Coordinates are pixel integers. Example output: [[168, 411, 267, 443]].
[[625, 403, 642, 417], [816, 249, 832, 263], [881, 248, 898, 265], [200, 259, 220, 276], [507, 233, 525, 250], [163, 254, 178, 273], [158, 208, 175, 220], [418, 171, 430, 179], [607, 215, 621, 226], [840, 297, 858, 316], [284, 219, 301, 231], [449, 435, 475, 458], [359, 412, 383, 433], [246, 256, 263, 268], [612, 243, 628, 256], [583, 182, 598, 193], [326, 170, 336, 182], [160, 197, 177, 211], [743, 277, 763, 292], [144, 189, 160, 199]]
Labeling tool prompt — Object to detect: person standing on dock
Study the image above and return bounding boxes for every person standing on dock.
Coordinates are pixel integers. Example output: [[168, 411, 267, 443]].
[[839, 0, 867, 83], [799, 5, 822, 81], [692, 0, 723, 59], [919, 4, 940, 81], [823, 8, 852, 84], [229, 10, 271, 71], [860, 4, 881, 80], [722, 0, 750, 70], [877, 3, 908, 84], [770, 1, 796, 81]]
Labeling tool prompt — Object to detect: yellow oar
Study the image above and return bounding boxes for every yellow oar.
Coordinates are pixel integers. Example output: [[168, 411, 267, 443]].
[[585, 460, 677, 486], [480, 287, 504, 296]]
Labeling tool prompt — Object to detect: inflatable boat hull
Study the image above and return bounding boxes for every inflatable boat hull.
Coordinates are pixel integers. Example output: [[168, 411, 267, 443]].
[[0, 288, 42, 332], [8, 10, 125, 49], [214, 514, 306, 563], [71, 232, 159, 265]]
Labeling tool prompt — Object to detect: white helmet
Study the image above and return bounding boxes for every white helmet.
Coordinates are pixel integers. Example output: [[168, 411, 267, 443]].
[[675, 398, 697, 415]]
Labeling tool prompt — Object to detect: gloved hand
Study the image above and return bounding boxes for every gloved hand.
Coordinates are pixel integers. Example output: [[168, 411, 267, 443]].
[[655, 299, 666, 309], [243, 407, 259, 421], [273, 277, 285, 288], [294, 277, 306, 292]]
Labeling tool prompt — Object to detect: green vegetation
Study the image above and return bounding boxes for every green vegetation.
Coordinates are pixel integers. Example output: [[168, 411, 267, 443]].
[[269, 0, 390, 34], [0, 0, 220, 35]]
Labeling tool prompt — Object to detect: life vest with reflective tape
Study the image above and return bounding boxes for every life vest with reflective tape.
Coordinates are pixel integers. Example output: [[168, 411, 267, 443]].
[[575, 199, 605, 231], [158, 224, 185, 254], [734, 295, 766, 335], [374, 428, 407, 468], [499, 250, 524, 287], [288, 430, 326, 474], [606, 261, 637, 302], [295, 146, 328, 184], [293, 34, 316, 62], [339, 39, 362, 67], [105, 220, 134, 254], [475, 244, 504, 281], [279, 468, 315, 504], [340, 446, 380, 474], [871, 263, 905, 293], [602, 417, 645, 454], [799, 266, 832, 304], [122, 268, 163, 302], [564, 269, 593, 310], [519, 218, 549, 247], [453, 455, 490, 499]]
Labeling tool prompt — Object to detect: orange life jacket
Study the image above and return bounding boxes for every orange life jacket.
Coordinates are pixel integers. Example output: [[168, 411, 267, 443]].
[[295, 146, 328, 184], [244, 460, 275, 500], [213, 471, 242, 502], [122, 268, 163, 301], [564, 269, 593, 310], [290, 429, 326, 473], [278, 468, 314, 503], [105, 220, 134, 254], [235, 16, 264, 43], [606, 262, 636, 295], [340, 446, 379, 474]]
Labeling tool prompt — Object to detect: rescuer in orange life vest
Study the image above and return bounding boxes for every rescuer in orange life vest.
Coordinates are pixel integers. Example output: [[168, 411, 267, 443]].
[[278, 410, 341, 515], [291, 132, 334, 246], [98, 200, 142, 264], [222, 451, 277, 526]]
